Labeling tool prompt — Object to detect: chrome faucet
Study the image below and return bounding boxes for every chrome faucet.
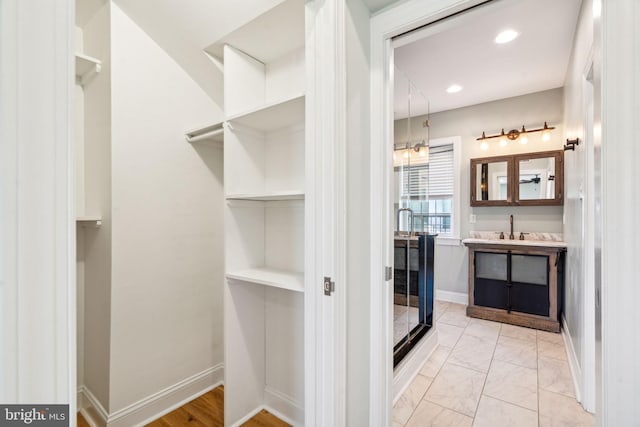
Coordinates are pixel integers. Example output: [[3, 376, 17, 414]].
[[397, 208, 414, 237], [509, 214, 514, 240]]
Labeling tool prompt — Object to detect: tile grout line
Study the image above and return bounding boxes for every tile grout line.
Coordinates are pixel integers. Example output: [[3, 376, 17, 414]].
[[470, 322, 501, 423]]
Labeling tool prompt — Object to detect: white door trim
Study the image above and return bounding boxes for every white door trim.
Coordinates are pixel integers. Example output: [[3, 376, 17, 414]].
[[306, 1, 347, 425], [600, 0, 640, 424], [368, 1, 487, 425], [0, 0, 75, 408]]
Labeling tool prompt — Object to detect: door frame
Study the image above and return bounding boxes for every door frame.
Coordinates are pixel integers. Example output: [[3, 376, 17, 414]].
[[0, 0, 76, 408], [368, 1, 488, 425]]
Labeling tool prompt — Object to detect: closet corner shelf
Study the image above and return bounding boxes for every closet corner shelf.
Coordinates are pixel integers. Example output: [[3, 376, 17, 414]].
[[185, 122, 224, 147], [226, 94, 305, 133], [204, 0, 304, 64], [226, 267, 304, 293], [76, 216, 102, 228], [225, 191, 304, 201], [75, 53, 101, 84]]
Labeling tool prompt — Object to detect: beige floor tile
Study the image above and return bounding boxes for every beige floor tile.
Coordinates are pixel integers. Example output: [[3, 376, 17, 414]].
[[539, 389, 595, 427], [393, 374, 433, 425], [405, 400, 473, 427], [464, 318, 501, 342], [472, 395, 537, 427], [493, 335, 537, 369], [394, 304, 408, 320], [392, 422, 403, 427], [538, 339, 568, 361], [424, 363, 486, 417], [483, 359, 538, 411], [538, 356, 575, 398], [435, 300, 451, 316], [448, 334, 496, 373], [439, 309, 471, 328], [438, 323, 465, 348], [537, 329, 564, 345], [499, 323, 537, 342], [420, 345, 451, 378]]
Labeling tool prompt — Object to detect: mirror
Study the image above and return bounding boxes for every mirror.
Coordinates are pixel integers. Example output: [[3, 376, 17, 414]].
[[514, 151, 563, 205], [518, 158, 555, 200], [470, 156, 513, 206], [476, 160, 509, 201], [470, 150, 563, 206]]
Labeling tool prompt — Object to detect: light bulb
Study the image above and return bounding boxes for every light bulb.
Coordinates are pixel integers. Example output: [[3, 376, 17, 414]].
[[403, 151, 409, 159], [499, 137, 508, 147], [520, 135, 528, 144], [480, 141, 489, 151], [393, 151, 397, 161], [542, 131, 551, 142], [419, 148, 426, 157]]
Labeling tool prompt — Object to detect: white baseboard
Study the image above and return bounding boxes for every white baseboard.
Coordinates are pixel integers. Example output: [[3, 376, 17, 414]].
[[561, 316, 583, 404], [435, 290, 468, 305], [392, 328, 438, 404], [79, 386, 108, 427], [78, 364, 223, 427], [264, 387, 303, 427]]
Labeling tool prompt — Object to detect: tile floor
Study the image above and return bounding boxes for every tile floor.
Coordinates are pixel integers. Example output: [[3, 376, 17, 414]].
[[393, 301, 595, 427], [394, 304, 420, 346]]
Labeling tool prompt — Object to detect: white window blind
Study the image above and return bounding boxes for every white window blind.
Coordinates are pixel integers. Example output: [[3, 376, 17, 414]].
[[399, 144, 453, 198], [429, 145, 454, 196]]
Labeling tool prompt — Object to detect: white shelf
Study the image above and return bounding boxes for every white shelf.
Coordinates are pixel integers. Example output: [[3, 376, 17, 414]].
[[226, 267, 304, 293], [75, 53, 101, 85], [76, 215, 102, 228], [185, 122, 224, 147], [205, 0, 305, 64], [227, 94, 305, 133], [226, 191, 304, 201]]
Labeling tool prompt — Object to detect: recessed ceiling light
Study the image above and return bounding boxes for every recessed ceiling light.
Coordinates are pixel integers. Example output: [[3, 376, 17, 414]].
[[446, 84, 463, 94], [495, 29, 519, 44]]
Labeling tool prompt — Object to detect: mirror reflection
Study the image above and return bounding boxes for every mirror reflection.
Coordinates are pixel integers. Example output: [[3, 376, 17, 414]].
[[476, 161, 508, 201], [518, 157, 556, 200]]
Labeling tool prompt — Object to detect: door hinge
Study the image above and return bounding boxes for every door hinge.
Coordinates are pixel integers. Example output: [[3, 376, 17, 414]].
[[324, 276, 335, 296], [385, 266, 393, 281]]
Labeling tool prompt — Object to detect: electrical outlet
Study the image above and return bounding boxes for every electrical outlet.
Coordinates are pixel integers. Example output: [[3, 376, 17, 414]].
[[469, 214, 477, 224]]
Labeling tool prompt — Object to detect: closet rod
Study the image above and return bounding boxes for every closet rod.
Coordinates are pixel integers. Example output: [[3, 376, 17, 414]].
[[185, 127, 224, 143]]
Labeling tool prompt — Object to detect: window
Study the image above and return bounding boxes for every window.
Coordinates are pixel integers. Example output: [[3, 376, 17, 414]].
[[396, 136, 460, 240]]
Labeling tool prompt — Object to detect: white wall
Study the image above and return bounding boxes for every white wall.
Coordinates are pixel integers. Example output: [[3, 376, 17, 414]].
[[108, 3, 224, 412], [395, 89, 565, 295], [561, 0, 593, 381], [346, 0, 371, 425], [82, 2, 113, 410]]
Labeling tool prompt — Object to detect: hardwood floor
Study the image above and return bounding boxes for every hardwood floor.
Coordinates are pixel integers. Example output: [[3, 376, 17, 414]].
[[77, 412, 91, 427], [77, 386, 289, 427]]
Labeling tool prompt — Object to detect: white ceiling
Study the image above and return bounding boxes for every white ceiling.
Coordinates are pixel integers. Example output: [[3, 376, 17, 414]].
[[393, 0, 583, 118]]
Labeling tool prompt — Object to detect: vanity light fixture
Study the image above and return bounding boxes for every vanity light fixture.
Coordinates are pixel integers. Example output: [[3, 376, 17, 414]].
[[495, 29, 519, 44], [476, 122, 555, 148]]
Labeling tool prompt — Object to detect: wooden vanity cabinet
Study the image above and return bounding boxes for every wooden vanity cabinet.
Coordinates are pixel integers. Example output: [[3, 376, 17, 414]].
[[465, 242, 565, 332]]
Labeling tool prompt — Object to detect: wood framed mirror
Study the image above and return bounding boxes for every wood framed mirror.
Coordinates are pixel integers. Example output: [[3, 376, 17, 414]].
[[470, 150, 564, 207], [470, 155, 514, 206], [514, 150, 564, 205]]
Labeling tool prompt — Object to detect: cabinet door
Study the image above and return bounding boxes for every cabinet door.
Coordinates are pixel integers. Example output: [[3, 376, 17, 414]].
[[510, 254, 549, 316], [474, 252, 508, 310]]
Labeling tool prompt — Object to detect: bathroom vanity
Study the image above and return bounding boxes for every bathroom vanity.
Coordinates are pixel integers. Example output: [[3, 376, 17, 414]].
[[462, 235, 566, 332]]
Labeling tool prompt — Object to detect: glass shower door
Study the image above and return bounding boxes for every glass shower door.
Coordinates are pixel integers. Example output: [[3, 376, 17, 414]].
[[392, 72, 434, 366]]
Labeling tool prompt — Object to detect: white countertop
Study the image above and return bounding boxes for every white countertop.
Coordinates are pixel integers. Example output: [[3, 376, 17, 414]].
[[462, 237, 567, 248]]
